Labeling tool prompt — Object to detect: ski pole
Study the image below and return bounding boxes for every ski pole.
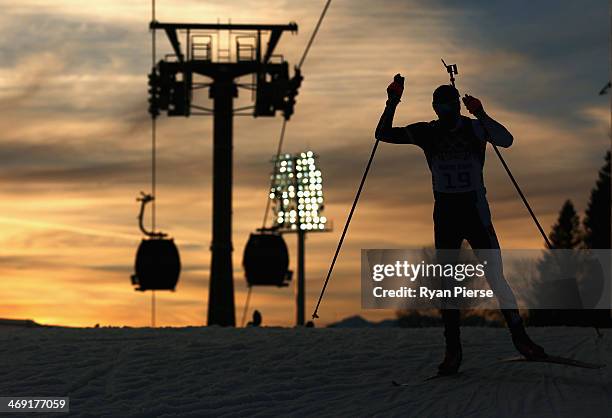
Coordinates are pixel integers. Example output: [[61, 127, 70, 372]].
[[312, 137, 380, 319], [489, 143, 552, 249]]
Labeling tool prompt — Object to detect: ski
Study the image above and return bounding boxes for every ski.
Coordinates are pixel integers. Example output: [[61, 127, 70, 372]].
[[500, 355, 605, 369], [392, 371, 463, 386], [424, 371, 463, 382]]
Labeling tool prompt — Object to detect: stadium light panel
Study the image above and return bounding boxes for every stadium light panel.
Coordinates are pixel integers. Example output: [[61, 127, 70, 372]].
[[269, 151, 327, 232]]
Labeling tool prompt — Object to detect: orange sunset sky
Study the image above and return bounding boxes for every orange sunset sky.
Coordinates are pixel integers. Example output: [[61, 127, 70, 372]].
[[0, 0, 609, 327]]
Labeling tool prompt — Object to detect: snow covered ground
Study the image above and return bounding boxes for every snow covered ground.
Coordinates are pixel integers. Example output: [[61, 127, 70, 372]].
[[1, 325, 611, 417]]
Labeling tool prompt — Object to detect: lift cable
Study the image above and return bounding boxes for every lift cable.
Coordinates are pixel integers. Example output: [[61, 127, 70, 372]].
[[297, 0, 332, 69], [262, 119, 288, 228], [261, 0, 332, 229], [151, 0, 157, 232], [240, 286, 253, 327], [150, 0, 157, 327], [244, 0, 332, 326]]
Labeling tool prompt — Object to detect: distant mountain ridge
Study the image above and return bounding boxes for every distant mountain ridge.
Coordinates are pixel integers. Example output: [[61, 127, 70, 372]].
[[327, 315, 399, 328], [0, 318, 43, 327]]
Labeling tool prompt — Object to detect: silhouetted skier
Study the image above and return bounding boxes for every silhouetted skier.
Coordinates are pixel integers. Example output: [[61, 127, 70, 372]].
[[375, 74, 546, 375]]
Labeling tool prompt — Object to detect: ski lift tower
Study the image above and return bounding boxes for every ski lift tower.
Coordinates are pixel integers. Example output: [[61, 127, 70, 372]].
[[148, 20, 302, 326]]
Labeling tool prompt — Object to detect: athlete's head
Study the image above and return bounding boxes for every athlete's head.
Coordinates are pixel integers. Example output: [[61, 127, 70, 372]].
[[432, 84, 460, 129]]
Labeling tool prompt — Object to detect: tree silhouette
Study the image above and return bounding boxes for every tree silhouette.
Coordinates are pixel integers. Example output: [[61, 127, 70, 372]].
[[583, 151, 611, 249], [582, 151, 611, 327], [530, 200, 583, 326], [531, 153, 612, 327], [549, 200, 582, 249]]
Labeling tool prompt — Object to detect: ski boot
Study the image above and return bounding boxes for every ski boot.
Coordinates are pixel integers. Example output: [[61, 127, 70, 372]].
[[510, 325, 547, 360], [438, 309, 462, 375], [503, 309, 547, 360], [438, 339, 462, 375]]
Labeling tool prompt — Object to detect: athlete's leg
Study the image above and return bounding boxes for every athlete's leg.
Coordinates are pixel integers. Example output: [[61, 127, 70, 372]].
[[434, 198, 464, 374], [465, 192, 546, 359], [467, 222, 521, 313], [466, 221, 528, 330]]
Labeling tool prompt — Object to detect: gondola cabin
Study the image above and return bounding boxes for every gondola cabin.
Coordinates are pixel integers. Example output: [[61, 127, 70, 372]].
[[131, 237, 181, 291], [131, 192, 181, 292], [243, 232, 291, 287]]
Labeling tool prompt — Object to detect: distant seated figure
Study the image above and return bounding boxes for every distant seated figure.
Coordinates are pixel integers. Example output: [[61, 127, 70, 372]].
[[247, 310, 262, 327]]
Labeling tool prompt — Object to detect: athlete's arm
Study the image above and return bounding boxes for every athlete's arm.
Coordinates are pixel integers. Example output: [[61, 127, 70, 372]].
[[462, 94, 513, 148], [472, 114, 514, 148], [375, 74, 415, 144], [375, 99, 414, 144]]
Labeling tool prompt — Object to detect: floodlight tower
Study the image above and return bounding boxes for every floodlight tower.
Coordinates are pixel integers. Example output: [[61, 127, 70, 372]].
[[148, 21, 302, 327], [269, 151, 330, 325]]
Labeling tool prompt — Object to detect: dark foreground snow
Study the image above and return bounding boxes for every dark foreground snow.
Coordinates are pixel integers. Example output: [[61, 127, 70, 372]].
[[1, 326, 610, 417]]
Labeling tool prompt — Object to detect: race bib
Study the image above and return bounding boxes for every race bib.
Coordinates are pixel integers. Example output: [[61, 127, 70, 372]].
[[431, 156, 483, 193]]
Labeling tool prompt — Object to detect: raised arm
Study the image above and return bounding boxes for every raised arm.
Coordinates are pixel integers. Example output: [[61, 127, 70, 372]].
[[375, 99, 414, 144], [463, 94, 513, 148], [476, 113, 513, 148], [374, 74, 414, 144]]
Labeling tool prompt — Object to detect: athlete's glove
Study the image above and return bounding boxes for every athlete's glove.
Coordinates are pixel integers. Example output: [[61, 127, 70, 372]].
[[386, 74, 405, 102], [462, 94, 485, 118]]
